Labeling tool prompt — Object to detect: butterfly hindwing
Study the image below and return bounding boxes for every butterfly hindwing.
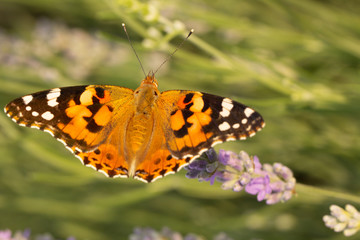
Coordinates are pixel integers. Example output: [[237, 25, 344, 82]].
[[160, 90, 265, 160]]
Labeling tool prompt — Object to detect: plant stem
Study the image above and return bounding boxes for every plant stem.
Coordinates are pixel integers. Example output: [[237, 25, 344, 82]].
[[296, 183, 360, 204]]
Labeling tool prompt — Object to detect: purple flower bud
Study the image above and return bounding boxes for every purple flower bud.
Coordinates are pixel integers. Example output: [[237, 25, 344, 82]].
[[206, 161, 219, 173], [273, 163, 293, 181], [218, 150, 243, 171], [253, 156, 262, 173], [232, 181, 244, 192], [205, 148, 218, 162]]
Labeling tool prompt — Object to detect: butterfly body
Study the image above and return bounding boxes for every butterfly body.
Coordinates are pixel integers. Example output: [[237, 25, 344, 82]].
[[5, 74, 265, 182]]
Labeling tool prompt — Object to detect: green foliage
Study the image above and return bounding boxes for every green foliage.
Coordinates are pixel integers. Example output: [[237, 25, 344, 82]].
[[0, 0, 359, 239]]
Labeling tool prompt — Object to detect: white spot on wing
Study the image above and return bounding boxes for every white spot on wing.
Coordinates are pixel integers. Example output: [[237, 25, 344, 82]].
[[211, 140, 223, 147], [241, 118, 248, 124], [244, 107, 255, 118], [219, 121, 231, 131], [32, 111, 39, 117], [75, 155, 84, 163], [113, 174, 129, 179], [88, 164, 97, 171], [164, 171, 175, 177], [47, 88, 61, 107], [75, 147, 82, 152], [232, 123, 240, 129], [56, 138, 67, 146], [219, 98, 233, 117], [41, 111, 54, 121], [98, 169, 109, 177], [48, 98, 59, 107], [134, 176, 149, 183], [44, 129, 55, 137], [226, 136, 236, 141], [26, 106, 31, 111], [47, 88, 61, 99], [22, 95, 33, 105]]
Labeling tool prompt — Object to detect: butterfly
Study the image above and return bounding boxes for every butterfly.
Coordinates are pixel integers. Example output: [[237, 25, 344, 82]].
[[4, 72, 265, 183]]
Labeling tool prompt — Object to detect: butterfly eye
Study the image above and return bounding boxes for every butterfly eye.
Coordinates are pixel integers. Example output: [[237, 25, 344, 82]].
[[154, 91, 158, 96], [135, 90, 140, 94]]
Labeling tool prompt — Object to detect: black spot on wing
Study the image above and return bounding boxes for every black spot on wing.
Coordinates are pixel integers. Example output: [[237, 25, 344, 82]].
[[107, 105, 114, 112], [106, 153, 113, 160], [172, 163, 180, 172], [146, 174, 154, 182], [184, 102, 193, 110], [183, 93, 194, 104], [87, 104, 102, 115], [92, 96, 100, 104], [173, 110, 193, 138], [174, 124, 188, 138], [182, 110, 194, 120], [107, 169, 117, 177], [160, 169, 167, 175], [201, 100, 210, 112], [95, 87, 105, 98], [86, 118, 103, 133], [83, 156, 90, 165]]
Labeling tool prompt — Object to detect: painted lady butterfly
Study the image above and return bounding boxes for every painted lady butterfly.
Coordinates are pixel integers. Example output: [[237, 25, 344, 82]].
[[4, 73, 264, 182], [5, 23, 264, 183]]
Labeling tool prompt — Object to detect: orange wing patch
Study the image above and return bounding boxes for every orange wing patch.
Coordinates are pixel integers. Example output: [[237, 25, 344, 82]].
[[74, 143, 129, 178], [134, 145, 192, 183], [161, 91, 215, 159]]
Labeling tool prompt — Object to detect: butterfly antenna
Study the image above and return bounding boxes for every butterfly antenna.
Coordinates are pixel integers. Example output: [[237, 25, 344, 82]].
[[122, 23, 147, 78], [153, 29, 194, 75]]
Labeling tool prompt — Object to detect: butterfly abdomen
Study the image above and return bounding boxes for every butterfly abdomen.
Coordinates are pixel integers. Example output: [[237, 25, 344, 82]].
[[126, 114, 153, 155]]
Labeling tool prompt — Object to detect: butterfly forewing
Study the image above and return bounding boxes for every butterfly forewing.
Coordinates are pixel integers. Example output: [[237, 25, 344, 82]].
[[160, 90, 265, 160], [4, 85, 134, 152]]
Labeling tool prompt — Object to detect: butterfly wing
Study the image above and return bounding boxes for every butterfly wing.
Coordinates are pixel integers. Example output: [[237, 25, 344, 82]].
[[5, 85, 135, 177], [160, 90, 265, 160], [131, 90, 265, 183]]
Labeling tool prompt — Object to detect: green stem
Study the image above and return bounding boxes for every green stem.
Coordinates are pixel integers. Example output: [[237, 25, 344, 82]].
[[296, 183, 360, 204]]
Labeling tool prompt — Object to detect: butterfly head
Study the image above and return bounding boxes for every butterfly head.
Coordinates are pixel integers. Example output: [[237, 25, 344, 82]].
[[141, 71, 158, 87]]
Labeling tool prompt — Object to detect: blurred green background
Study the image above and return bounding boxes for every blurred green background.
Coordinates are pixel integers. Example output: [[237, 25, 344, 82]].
[[0, 0, 360, 239]]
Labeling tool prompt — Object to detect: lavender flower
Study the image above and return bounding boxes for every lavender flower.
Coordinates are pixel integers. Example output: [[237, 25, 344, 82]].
[[323, 204, 360, 236], [186, 149, 296, 204], [184, 148, 219, 184], [130, 227, 232, 240], [245, 175, 272, 201], [0, 229, 75, 240], [0, 229, 30, 240]]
